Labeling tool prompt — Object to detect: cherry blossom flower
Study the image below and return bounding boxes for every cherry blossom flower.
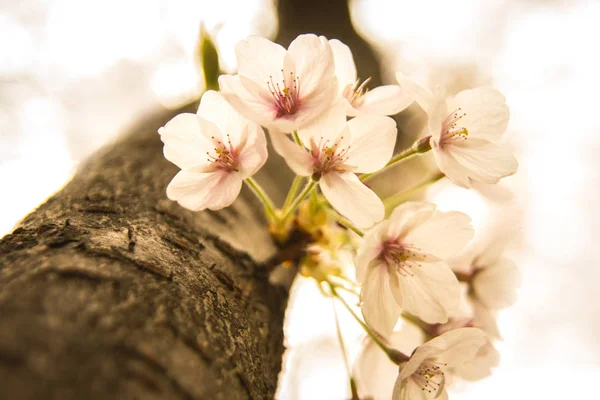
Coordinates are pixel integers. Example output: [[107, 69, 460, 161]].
[[270, 104, 397, 229], [356, 202, 474, 335], [219, 34, 337, 133], [159, 90, 267, 211], [329, 39, 412, 117], [392, 328, 487, 400], [395, 72, 518, 188]]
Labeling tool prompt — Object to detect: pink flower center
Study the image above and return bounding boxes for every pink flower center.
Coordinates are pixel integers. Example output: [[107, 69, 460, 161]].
[[309, 136, 351, 180], [440, 107, 468, 147], [206, 134, 239, 172], [267, 70, 301, 119], [379, 238, 423, 276], [342, 76, 371, 107], [411, 360, 447, 396]]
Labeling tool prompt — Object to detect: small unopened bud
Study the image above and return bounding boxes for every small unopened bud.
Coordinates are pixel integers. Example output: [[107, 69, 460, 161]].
[[413, 135, 432, 153], [197, 24, 220, 91]]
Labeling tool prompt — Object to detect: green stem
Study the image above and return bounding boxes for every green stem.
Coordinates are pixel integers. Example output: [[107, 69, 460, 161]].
[[326, 209, 364, 237], [283, 176, 304, 210], [280, 179, 318, 221], [383, 172, 445, 214], [329, 283, 408, 364], [360, 136, 432, 182], [244, 177, 277, 219], [292, 130, 304, 147]]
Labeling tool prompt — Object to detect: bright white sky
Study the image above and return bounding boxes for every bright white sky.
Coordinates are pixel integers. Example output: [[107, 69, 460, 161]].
[[1, 0, 599, 398]]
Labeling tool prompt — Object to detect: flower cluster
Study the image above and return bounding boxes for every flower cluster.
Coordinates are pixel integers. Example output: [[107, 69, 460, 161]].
[[159, 33, 519, 400]]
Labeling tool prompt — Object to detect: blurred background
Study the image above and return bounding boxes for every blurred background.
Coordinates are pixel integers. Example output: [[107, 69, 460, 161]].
[[1, 0, 598, 398]]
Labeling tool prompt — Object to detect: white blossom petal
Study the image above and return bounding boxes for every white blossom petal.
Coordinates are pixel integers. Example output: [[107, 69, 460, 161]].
[[219, 74, 276, 127], [395, 71, 434, 112], [393, 378, 429, 400], [158, 113, 213, 170], [399, 262, 461, 324], [320, 171, 384, 229], [269, 132, 312, 176], [345, 115, 397, 173], [296, 101, 347, 144], [166, 169, 243, 211], [361, 264, 401, 336], [453, 340, 500, 381], [387, 202, 437, 240], [354, 85, 413, 116], [404, 210, 474, 259], [442, 138, 518, 185], [329, 38, 357, 89], [285, 34, 334, 100], [196, 90, 251, 145], [473, 257, 521, 309], [237, 124, 268, 178], [356, 220, 389, 282], [426, 327, 488, 367], [432, 146, 472, 188], [449, 87, 510, 140], [235, 35, 286, 87]]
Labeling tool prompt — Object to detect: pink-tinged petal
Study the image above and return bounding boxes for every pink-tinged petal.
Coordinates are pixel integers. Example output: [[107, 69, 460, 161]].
[[235, 35, 286, 87], [356, 220, 389, 283], [285, 34, 335, 100], [219, 74, 276, 127], [360, 264, 401, 337], [393, 375, 429, 400], [237, 124, 268, 178], [296, 101, 347, 144], [345, 115, 397, 173], [399, 262, 460, 324], [354, 85, 413, 116], [405, 210, 474, 259], [473, 257, 521, 309], [387, 202, 437, 240], [166, 169, 243, 211], [196, 90, 251, 146], [329, 39, 357, 90], [428, 97, 449, 143], [159, 113, 214, 170], [449, 87, 510, 140], [269, 132, 312, 176], [432, 146, 472, 188], [398, 345, 439, 381], [320, 171, 384, 229], [426, 327, 487, 367], [395, 71, 434, 112], [444, 138, 518, 184]]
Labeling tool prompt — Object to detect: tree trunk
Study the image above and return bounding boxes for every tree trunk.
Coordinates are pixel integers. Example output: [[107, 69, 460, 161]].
[[0, 1, 383, 399]]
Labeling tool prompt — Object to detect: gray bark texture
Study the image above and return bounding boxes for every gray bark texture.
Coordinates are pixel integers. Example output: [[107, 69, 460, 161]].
[[0, 1, 383, 399]]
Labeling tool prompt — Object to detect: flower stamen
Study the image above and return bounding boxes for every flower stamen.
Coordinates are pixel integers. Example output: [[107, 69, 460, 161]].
[[267, 70, 302, 118], [440, 107, 468, 146], [206, 134, 239, 172], [343, 76, 372, 107]]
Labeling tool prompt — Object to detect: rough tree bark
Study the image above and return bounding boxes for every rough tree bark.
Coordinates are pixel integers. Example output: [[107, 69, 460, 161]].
[[0, 1, 383, 399]]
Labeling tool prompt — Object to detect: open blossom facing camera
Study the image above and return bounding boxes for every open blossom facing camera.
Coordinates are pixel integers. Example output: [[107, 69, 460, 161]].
[[271, 104, 397, 229], [392, 328, 487, 400], [159, 90, 267, 211], [396, 72, 518, 188], [329, 39, 412, 117], [219, 34, 337, 133], [356, 202, 474, 335]]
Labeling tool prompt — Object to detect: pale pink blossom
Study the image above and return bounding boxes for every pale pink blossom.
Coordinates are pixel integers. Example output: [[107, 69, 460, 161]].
[[159, 90, 267, 211], [395, 72, 518, 188], [393, 328, 487, 400], [271, 103, 397, 229], [329, 39, 412, 117], [219, 34, 337, 133], [356, 202, 474, 335]]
